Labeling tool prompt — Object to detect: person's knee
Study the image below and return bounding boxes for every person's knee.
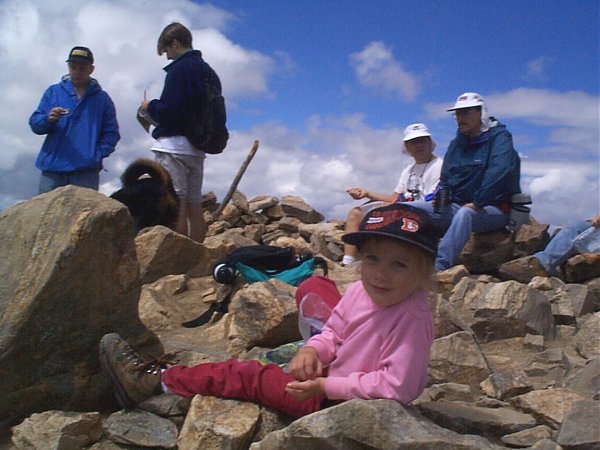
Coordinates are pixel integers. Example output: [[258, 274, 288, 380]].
[[346, 207, 364, 230], [451, 206, 476, 225]]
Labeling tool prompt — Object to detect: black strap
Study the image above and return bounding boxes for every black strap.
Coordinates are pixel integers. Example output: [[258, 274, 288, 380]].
[[181, 291, 232, 328]]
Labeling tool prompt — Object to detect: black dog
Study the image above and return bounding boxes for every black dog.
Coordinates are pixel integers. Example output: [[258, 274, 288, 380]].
[[110, 159, 179, 232]]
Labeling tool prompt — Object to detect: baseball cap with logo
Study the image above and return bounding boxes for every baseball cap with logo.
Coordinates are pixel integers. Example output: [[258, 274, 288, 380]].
[[403, 123, 432, 142], [342, 203, 439, 254], [446, 92, 485, 111], [66, 46, 94, 64]]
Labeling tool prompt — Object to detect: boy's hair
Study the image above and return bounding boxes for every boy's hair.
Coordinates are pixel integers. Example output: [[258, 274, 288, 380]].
[[157, 22, 193, 55]]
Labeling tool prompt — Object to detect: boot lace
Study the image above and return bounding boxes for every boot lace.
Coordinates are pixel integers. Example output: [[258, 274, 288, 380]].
[[133, 353, 178, 373]]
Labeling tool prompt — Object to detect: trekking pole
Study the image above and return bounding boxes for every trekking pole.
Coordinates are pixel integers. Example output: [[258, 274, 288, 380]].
[[212, 140, 259, 221]]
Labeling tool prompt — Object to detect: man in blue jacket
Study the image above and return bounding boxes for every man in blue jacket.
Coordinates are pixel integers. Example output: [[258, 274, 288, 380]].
[[138, 22, 221, 243], [412, 92, 521, 271], [29, 46, 120, 194]]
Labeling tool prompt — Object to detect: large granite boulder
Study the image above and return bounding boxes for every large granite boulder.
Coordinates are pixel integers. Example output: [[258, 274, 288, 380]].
[[0, 186, 160, 425]]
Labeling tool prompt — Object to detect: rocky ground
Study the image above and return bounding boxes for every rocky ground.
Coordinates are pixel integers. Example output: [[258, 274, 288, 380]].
[[1, 186, 598, 449]]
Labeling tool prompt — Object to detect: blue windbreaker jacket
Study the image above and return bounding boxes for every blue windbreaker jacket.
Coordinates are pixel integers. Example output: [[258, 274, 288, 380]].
[[148, 50, 221, 140], [440, 121, 521, 208], [29, 76, 120, 172]]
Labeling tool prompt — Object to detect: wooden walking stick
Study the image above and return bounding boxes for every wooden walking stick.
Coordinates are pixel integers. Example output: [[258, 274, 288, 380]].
[[212, 140, 259, 221]]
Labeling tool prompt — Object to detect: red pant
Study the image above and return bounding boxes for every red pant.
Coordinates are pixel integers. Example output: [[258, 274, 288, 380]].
[[162, 359, 325, 418]]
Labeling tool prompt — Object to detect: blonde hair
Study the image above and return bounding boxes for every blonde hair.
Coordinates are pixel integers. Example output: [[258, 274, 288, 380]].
[[357, 236, 437, 293]]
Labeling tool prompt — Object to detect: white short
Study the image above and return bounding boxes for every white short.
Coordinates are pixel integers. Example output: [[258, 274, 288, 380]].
[[153, 151, 206, 203]]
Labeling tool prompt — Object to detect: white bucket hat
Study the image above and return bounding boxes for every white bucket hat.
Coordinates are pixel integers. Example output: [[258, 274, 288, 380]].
[[446, 92, 485, 111], [447, 92, 490, 133], [403, 123, 431, 141], [402, 123, 436, 154]]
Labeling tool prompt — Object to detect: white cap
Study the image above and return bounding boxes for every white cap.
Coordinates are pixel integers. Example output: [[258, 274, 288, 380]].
[[402, 123, 436, 154], [447, 92, 486, 111], [403, 123, 432, 141]]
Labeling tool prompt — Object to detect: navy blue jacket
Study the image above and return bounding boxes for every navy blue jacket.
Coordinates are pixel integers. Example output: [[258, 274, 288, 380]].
[[30, 77, 119, 172], [440, 121, 521, 208], [148, 50, 221, 140]]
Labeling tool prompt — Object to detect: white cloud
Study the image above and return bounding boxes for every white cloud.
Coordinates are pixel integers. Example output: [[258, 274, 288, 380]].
[[522, 160, 599, 225], [524, 56, 551, 81], [0, 0, 279, 194], [349, 41, 419, 101]]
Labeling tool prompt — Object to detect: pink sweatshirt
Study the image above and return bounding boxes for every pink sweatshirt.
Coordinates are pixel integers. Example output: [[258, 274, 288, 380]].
[[306, 281, 434, 404]]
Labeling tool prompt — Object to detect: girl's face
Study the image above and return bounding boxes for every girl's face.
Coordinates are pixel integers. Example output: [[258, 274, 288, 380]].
[[359, 238, 430, 307]]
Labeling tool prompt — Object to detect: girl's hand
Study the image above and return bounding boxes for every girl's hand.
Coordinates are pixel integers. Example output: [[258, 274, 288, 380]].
[[285, 378, 326, 401], [288, 347, 323, 381]]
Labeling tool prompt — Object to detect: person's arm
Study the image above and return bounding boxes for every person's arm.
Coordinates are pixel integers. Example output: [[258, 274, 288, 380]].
[[98, 93, 120, 158], [592, 214, 600, 228], [147, 65, 192, 127], [472, 129, 520, 208], [346, 188, 398, 203], [29, 87, 60, 135]]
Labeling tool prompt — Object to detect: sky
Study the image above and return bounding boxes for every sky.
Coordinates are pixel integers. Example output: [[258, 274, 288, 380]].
[[1, 0, 598, 226]]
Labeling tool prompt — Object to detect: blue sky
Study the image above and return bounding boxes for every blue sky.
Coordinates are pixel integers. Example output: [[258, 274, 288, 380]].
[[1, 0, 598, 226]]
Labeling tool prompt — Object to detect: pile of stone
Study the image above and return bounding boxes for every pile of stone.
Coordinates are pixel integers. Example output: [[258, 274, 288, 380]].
[[1, 186, 599, 450]]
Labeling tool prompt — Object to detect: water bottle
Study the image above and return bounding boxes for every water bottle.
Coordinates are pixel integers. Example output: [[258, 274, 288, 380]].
[[433, 187, 449, 214]]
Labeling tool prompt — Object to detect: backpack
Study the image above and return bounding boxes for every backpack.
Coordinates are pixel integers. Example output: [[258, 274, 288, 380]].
[[213, 245, 328, 286], [185, 71, 229, 154], [182, 246, 327, 328]]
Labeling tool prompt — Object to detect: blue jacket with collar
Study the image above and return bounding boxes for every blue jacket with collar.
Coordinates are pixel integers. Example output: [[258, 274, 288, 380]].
[[29, 76, 120, 172], [440, 120, 521, 208], [148, 50, 221, 140]]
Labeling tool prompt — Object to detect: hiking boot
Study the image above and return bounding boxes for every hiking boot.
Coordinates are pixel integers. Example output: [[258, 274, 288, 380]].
[[99, 333, 173, 408], [498, 256, 549, 283]]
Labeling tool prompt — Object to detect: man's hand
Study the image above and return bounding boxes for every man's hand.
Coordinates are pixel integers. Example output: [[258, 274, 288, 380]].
[[140, 99, 150, 111], [347, 187, 369, 200], [288, 347, 323, 381], [285, 378, 326, 401], [48, 107, 68, 123], [462, 202, 484, 212], [592, 213, 600, 228]]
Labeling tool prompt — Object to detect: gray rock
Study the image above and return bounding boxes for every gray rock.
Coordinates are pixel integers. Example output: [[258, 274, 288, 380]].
[[11, 411, 102, 450], [418, 400, 537, 437], [480, 367, 534, 400], [135, 226, 206, 283], [459, 229, 515, 273], [564, 253, 600, 284], [228, 279, 301, 354], [248, 195, 279, 213], [280, 195, 324, 224], [103, 409, 177, 449], [429, 331, 492, 387], [0, 186, 160, 424], [574, 312, 600, 359], [251, 399, 504, 449], [178, 395, 260, 450], [556, 399, 600, 449], [510, 388, 588, 429], [562, 358, 600, 399], [501, 424, 555, 447]]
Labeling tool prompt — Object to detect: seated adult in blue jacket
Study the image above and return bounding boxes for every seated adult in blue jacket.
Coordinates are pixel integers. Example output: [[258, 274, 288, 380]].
[[29, 46, 120, 194], [411, 92, 521, 271]]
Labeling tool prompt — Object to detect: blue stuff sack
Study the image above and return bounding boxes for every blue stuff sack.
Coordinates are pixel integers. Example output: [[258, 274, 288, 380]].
[[212, 245, 328, 287], [235, 258, 317, 286]]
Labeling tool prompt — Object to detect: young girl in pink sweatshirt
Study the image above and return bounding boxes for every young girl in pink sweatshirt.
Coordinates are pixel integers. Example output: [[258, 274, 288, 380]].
[[100, 203, 437, 418]]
